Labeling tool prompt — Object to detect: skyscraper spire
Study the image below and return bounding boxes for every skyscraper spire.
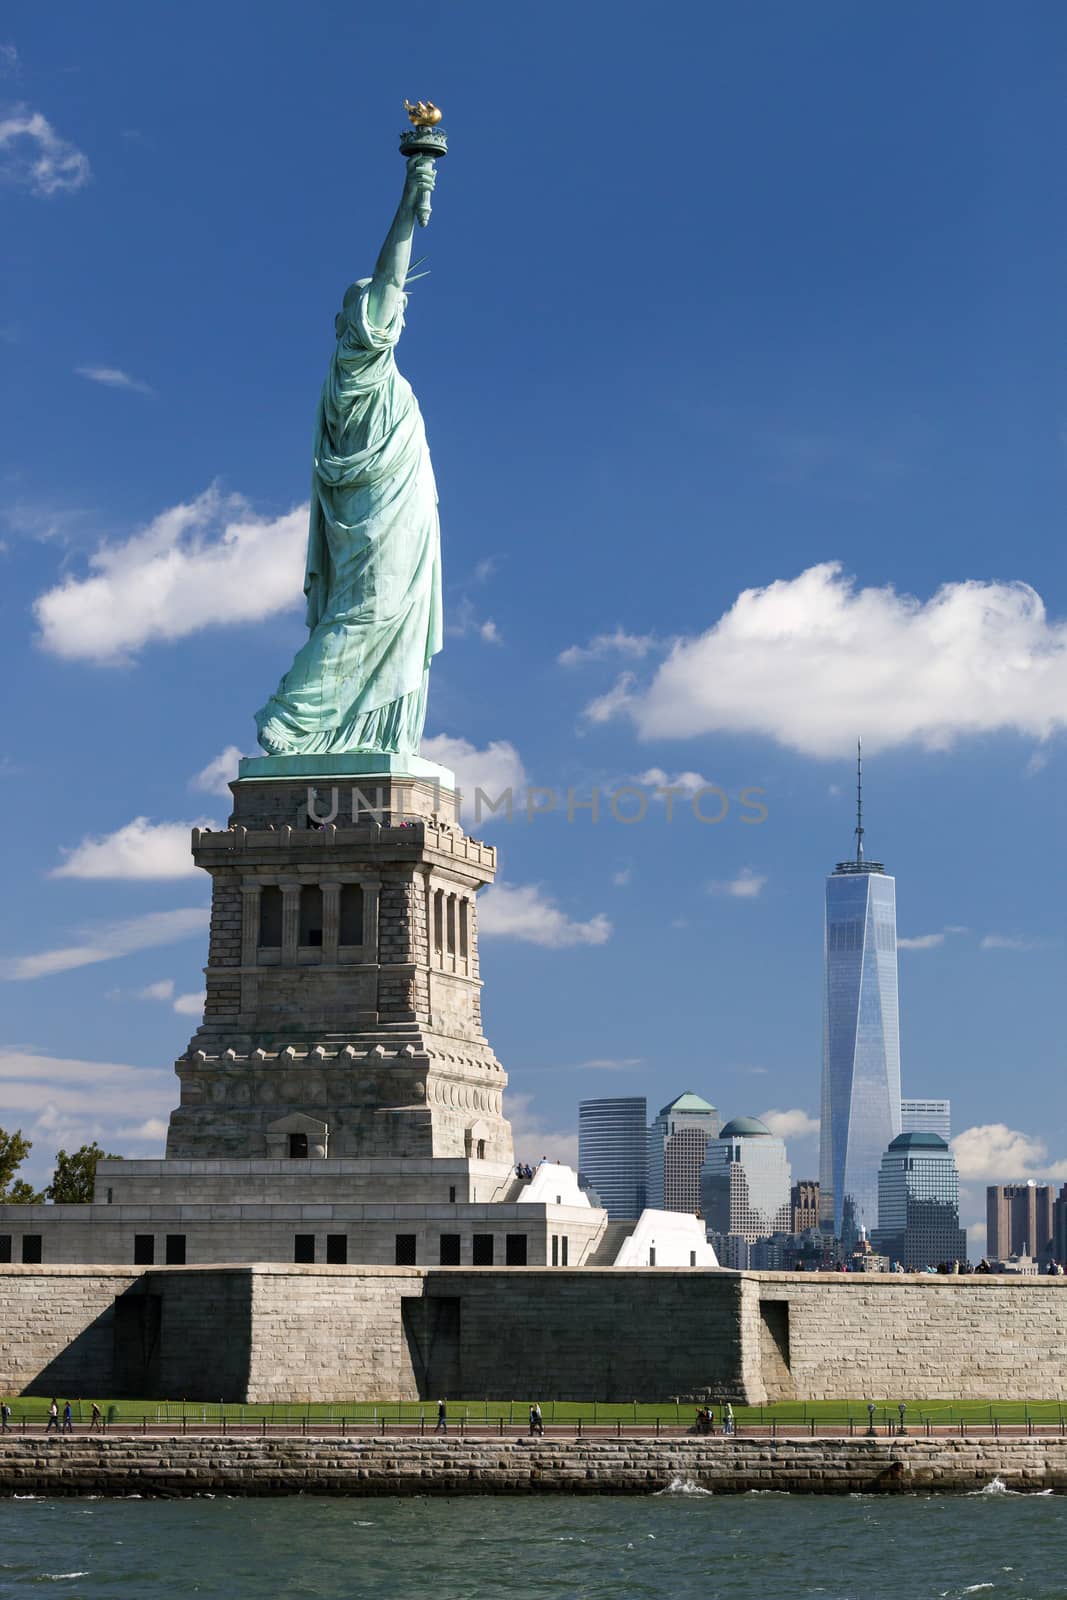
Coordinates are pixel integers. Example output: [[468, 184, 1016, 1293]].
[[855, 738, 864, 861]]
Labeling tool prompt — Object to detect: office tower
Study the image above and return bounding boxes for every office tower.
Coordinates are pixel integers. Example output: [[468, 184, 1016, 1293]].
[[873, 1132, 967, 1268], [577, 1097, 647, 1219], [646, 1092, 720, 1213], [1052, 1185, 1067, 1266], [701, 1117, 792, 1243], [791, 1180, 820, 1234], [819, 744, 902, 1239], [901, 1099, 951, 1141], [987, 1183, 1055, 1262]]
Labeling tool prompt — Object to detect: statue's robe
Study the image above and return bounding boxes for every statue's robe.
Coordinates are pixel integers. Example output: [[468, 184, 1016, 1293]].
[[255, 284, 442, 756]]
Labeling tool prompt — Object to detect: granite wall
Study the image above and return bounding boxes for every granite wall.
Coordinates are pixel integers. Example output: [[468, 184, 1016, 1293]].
[[3, 1266, 1067, 1405]]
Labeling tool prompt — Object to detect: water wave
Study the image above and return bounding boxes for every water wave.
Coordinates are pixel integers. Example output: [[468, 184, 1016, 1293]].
[[654, 1475, 712, 1496]]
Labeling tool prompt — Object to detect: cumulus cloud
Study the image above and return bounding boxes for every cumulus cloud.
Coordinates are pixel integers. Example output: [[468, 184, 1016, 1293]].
[[590, 562, 1067, 758], [478, 883, 611, 947], [506, 1090, 579, 1170], [0, 1047, 172, 1183], [138, 977, 204, 1017], [51, 817, 215, 879], [75, 365, 153, 395], [708, 867, 767, 899], [760, 1108, 820, 1140], [0, 105, 90, 196], [0, 907, 209, 980], [33, 486, 307, 664], [190, 745, 245, 798], [951, 1123, 1067, 1183], [421, 735, 527, 825], [139, 979, 175, 1001], [558, 628, 658, 668], [172, 990, 205, 1017]]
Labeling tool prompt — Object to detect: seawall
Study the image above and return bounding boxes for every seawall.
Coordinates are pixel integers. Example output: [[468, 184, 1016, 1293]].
[[2, 1437, 1065, 1497]]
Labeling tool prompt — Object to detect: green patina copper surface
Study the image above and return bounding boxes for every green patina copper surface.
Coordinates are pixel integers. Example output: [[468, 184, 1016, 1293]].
[[255, 150, 443, 760]]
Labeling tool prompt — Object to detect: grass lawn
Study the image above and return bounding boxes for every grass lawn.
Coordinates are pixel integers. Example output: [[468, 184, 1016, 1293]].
[[2, 1397, 1064, 1426]]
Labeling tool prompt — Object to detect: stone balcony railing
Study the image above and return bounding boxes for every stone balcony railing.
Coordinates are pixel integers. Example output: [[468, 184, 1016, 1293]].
[[191, 822, 496, 870]]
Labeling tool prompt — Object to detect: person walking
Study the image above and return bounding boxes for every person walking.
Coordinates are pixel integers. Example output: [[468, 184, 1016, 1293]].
[[1, 1401, 12, 1433], [62, 1401, 73, 1434], [434, 1399, 448, 1435], [45, 1399, 59, 1433], [89, 1402, 103, 1432], [723, 1402, 734, 1436], [529, 1403, 544, 1436]]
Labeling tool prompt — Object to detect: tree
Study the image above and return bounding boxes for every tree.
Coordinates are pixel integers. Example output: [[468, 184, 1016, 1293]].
[[45, 1142, 122, 1204], [0, 1127, 44, 1202]]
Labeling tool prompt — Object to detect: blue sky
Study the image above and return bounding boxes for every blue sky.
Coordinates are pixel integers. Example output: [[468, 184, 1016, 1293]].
[[1, 2, 1064, 1248]]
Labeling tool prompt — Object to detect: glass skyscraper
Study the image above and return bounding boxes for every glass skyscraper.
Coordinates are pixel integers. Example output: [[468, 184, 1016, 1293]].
[[577, 1097, 647, 1219], [819, 746, 901, 1240], [873, 1131, 967, 1268], [700, 1116, 792, 1243], [900, 1098, 951, 1141], [646, 1092, 720, 1213]]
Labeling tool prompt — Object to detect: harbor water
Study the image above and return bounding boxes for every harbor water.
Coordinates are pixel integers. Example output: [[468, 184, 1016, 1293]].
[[1, 1483, 1065, 1598]]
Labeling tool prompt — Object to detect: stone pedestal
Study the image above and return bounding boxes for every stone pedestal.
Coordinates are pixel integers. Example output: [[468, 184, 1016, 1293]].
[[166, 772, 513, 1164]]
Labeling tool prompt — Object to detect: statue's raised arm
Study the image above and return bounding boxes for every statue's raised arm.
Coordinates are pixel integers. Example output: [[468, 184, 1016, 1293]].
[[366, 155, 437, 330]]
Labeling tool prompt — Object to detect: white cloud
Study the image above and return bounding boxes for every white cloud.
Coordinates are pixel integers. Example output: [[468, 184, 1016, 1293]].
[[593, 562, 1067, 758], [760, 1108, 820, 1140], [0, 105, 89, 196], [75, 365, 153, 395], [574, 1057, 643, 1072], [0, 907, 209, 980], [0, 1047, 172, 1183], [51, 816, 215, 879], [980, 933, 1046, 952], [898, 927, 968, 950], [172, 990, 205, 1017], [191, 745, 245, 798], [708, 867, 766, 899], [506, 1091, 579, 1170], [446, 595, 504, 646], [33, 486, 307, 664], [582, 671, 636, 724], [478, 883, 611, 948], [139, 979, 175, 1001], [0, 43, 19, 74], [138, 977, 202, 1017], [558, 628, 658, 668], [634, 767, 710, 797], [421, 735, 527, 825], [950, 1123, 1067, 1183]]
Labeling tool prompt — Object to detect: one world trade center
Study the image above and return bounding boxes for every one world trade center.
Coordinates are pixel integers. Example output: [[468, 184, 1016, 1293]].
[[819, 744, 901, 1241]]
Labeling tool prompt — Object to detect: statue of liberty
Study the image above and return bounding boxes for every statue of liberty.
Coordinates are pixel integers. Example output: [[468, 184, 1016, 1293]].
[[255, 144, 443, 759]]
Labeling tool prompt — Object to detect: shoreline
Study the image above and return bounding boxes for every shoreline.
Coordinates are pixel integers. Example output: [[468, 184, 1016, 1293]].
[[3, 1437, 1066, 1498]]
